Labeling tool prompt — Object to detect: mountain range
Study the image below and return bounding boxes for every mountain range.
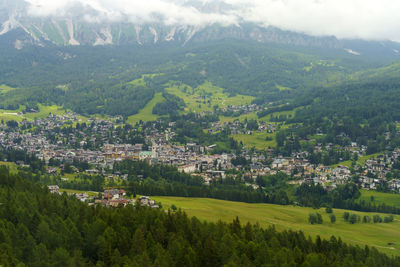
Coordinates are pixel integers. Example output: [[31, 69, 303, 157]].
[[1, 0, 400, 62]]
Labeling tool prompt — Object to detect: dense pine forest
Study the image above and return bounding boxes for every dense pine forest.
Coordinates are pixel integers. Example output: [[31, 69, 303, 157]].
[[0, 41, 380, 116], [0, 166, 398, 266]]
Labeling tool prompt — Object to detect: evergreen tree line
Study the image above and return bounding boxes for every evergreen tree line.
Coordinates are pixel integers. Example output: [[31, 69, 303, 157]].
[[0, 167, 399, 266], [295, 183, 400, 215]]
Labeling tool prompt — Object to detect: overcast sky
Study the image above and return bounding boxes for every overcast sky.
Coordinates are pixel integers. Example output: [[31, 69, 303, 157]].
[[22, 0, 400, 41]]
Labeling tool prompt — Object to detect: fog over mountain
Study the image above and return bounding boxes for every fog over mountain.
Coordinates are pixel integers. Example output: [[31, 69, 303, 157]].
[[2, 0, 400, 40], [1, 0, 400, 56]]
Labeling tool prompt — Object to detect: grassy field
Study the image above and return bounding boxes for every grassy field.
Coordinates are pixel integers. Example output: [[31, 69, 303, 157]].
[[360, 190, 400, 207], [153, 196, 400, 256], [0, 104, 69, 122], [127, 93, 164, 124], [259, 109, 297, 122], [219, 113, 259, 123], [232, 132, 276, 149], [127, 74, 161, 87], [166, 81, 254, 113], [0, 110, 24, 122], [24, 104, 67, 120], [275, 84, 292, 91]]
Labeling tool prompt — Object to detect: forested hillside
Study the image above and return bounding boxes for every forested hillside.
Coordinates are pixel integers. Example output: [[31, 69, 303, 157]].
[[0, 40, 381, 116], [274, 61, 400, 154], [0, 166, 399, 266]]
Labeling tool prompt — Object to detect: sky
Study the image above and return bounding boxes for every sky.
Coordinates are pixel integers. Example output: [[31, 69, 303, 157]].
[[21, 0, 400, 41]]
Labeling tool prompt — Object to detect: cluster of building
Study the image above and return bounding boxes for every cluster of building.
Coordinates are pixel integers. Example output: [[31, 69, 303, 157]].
[[207, 120, 276, 135], [4, 112, 400, 194], [48, 185, 159, 208], [220, 104, 262, 114]]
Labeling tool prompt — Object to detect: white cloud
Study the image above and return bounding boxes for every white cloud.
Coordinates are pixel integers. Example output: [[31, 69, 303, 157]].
[[21, 0, 400, 41]]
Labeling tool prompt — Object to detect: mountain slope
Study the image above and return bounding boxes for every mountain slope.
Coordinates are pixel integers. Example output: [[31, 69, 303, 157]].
[[0, 0, 399, 63]]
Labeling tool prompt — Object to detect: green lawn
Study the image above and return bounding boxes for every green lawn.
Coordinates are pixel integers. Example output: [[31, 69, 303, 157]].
[[0, 84, 16, 93], [360, 190, 400, 207], [232, 132, 276, 149], [127, 93, 164, 124], [153, 196, 400, 256], [0, 110, 24, 122], [166, 81, 254, 113]]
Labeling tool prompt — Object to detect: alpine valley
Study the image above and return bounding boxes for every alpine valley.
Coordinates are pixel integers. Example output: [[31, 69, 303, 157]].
[[1, 0, 400, 266]]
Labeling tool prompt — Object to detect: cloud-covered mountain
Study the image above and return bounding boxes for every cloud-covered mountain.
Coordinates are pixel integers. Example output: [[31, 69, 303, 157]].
[[1, 0, 400, 60]]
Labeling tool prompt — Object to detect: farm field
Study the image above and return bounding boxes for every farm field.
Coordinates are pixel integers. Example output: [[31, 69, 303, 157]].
[[153, 196, 400, 256], [127, 93, 164, 124]]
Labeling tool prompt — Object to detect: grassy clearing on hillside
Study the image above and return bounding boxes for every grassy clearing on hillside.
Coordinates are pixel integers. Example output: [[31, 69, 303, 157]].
[[153, 196, 400, 256], [360, 190, 400, 207], [166, 81, 254, 113], [232, 132, 276, 149], [0, 84, 16, 93], [259, 109, 297, 122], [275, 84, 291, 91], [0, 104, 77, 122], [128, 74, 161, 87], [24, 104, 67, 120], [127, 93, 164, 124], [0, 110, 23, 122], [219, 113, 259, 123]]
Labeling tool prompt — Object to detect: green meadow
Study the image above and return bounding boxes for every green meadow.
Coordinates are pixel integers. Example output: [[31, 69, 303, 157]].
[[0, 84, 16, 93], [127, 92, 165, 124], [166, 81, 254, 113], [0, 104, 71, 122], [153, 196, 400, 256], [232, 132, 276, 149], [360, 190, 400, 207], [24, 104, 67, 120]]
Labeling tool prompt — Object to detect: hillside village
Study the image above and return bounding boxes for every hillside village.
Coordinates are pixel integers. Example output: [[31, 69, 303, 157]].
[[1, 112, 400, 198]]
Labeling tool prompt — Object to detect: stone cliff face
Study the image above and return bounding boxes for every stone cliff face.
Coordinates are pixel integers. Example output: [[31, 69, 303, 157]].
[[0, 15, 341, 48], [0, 0, 399, 61], [0, 0, 342, 48]]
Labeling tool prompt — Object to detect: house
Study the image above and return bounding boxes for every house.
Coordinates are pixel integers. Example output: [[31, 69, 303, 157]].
[[178, 164, 197, 173], [48, 185, 60, 194], [139, 151, 153, 160], [103, 189, 125, 200]]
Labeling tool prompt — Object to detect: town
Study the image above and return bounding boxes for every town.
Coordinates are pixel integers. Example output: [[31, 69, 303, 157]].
[[1, 110, 400, 205]]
